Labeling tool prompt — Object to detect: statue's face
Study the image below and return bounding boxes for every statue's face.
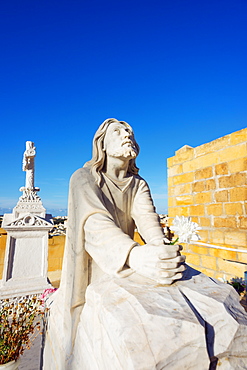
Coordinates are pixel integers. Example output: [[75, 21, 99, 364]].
[[104, 122, 137, 159]]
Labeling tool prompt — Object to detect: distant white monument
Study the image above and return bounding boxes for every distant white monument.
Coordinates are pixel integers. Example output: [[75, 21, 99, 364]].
[[1, 141, 53, 298]]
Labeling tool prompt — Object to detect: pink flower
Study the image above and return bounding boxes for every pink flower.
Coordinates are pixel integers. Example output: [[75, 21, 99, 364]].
[[40, 288, 57, 305]]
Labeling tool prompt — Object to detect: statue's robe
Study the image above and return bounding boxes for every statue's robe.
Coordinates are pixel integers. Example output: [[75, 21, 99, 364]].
[[44, 167, 247, 370]]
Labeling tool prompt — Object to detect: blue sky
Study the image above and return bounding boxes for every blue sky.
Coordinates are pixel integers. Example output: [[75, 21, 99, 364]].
[[1, 0, 246, 216]]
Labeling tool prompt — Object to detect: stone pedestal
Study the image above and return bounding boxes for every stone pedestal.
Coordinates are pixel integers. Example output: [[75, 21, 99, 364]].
[[1, 213, 53, 298], [0, 141, 53, 298]]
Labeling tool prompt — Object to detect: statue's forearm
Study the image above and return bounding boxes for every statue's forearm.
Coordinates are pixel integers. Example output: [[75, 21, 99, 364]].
[[84, 212, 138, 277]]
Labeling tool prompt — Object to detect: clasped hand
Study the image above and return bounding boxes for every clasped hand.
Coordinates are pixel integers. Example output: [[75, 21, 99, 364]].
[[128, 242, 186, 285]]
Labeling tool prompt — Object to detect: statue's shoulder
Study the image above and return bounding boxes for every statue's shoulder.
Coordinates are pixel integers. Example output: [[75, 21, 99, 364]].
[[133, 173, 147, 185], [132, 174, 151, 193], [70, 166, 93, 186]]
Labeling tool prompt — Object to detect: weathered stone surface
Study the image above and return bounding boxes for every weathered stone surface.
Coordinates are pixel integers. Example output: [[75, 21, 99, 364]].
[[45, 267, 247, 369], [74, 268, 247, 369]]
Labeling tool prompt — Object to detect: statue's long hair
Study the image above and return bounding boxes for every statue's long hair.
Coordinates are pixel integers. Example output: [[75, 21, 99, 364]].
[[84, 118, 140, 186]]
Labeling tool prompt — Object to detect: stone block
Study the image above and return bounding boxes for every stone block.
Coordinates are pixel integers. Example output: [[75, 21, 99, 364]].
[[189, 244, 209, 255], [225, 231, 246, 247], [180, 207, 190, 216], [173, 183, 192, 196], [230, 187, 247, 202], [200, 255, 217, 270], [218, 143, 247, 162], [194, 135, 230, 157], [48, 244, 65, 259], [183, 252, 200, 266], [0, 246, 5, 260], [217, 258, 247, 277], [167, 164, 183, 177], [233, 173, 247, 186], [167, 157, 174, 168], [198, 229, 209, 242], [194, 192, 212, 204], [175, 144, 194, 155], [176, 195, 193, 206], [168, 186, 174, 196], [224, 203, 243, 215], [210, 230, 225, 244], [201, 152, 220, 168], [168, 197, 175, 207], [214, 217, 236, 228], [190, 205, 205, 216], [209, 247, 237, 260], [199, 217, 211, 227], [206, 204, 223, 216], [219, 176, 234, 188], [173, 172, 194, 185], [240, 217, 247, 229], [168, 207, 182, 217], [48, 258, 61, 271], [172, 146, 194, 164], [192, 181, 205, 193], [191, 216, 199, 223], [228, 157, 247, 173], [215, 163, 229, 175], [215, 190, 229, 203], [167, 176, 173, 187], [182, 159, 196, 173], [236, 250, 247, 264], [230, 128, 247, 145], [205, 179, 216, 190], [220, 173, 247, 188], [186, 154, 218, 172], [195, 167, 213, 180]]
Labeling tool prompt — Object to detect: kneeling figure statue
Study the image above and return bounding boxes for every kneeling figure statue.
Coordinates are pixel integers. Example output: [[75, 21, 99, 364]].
[[44, 118, 247, 370]]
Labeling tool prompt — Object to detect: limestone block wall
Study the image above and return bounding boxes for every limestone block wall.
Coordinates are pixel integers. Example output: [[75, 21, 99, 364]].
[[47, 235, 65, 285], [0, 228, 7, 280], [168, 128, 247, 280]]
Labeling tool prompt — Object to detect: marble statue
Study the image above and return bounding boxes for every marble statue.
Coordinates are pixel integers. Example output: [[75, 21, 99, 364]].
[[44, 119, 247, 370], [13, 140, 45, 218], [22, 141, 36, 190]]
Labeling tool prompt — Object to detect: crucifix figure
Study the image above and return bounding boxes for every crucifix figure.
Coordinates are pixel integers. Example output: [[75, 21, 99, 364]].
[[22, 141, 36, 190]]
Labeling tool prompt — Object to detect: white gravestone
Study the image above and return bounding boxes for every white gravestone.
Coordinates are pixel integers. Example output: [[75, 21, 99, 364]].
[[1, 141, 53, 298]]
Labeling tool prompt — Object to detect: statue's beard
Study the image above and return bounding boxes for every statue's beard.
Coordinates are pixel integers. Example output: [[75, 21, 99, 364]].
[[107, 146, 137, 159]]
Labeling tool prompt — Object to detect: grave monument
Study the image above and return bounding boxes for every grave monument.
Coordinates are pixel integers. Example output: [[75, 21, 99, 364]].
[[1, 141, 53, 298], [44, 119, 247, 369]]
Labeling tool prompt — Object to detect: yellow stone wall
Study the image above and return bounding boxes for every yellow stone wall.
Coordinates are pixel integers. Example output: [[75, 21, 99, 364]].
[[168, 127, 247, 280], [0, 229, 7, 280]]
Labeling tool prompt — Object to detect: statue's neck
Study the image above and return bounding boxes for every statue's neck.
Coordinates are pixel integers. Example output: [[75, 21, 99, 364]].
[[103, 156, 130, 182]]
